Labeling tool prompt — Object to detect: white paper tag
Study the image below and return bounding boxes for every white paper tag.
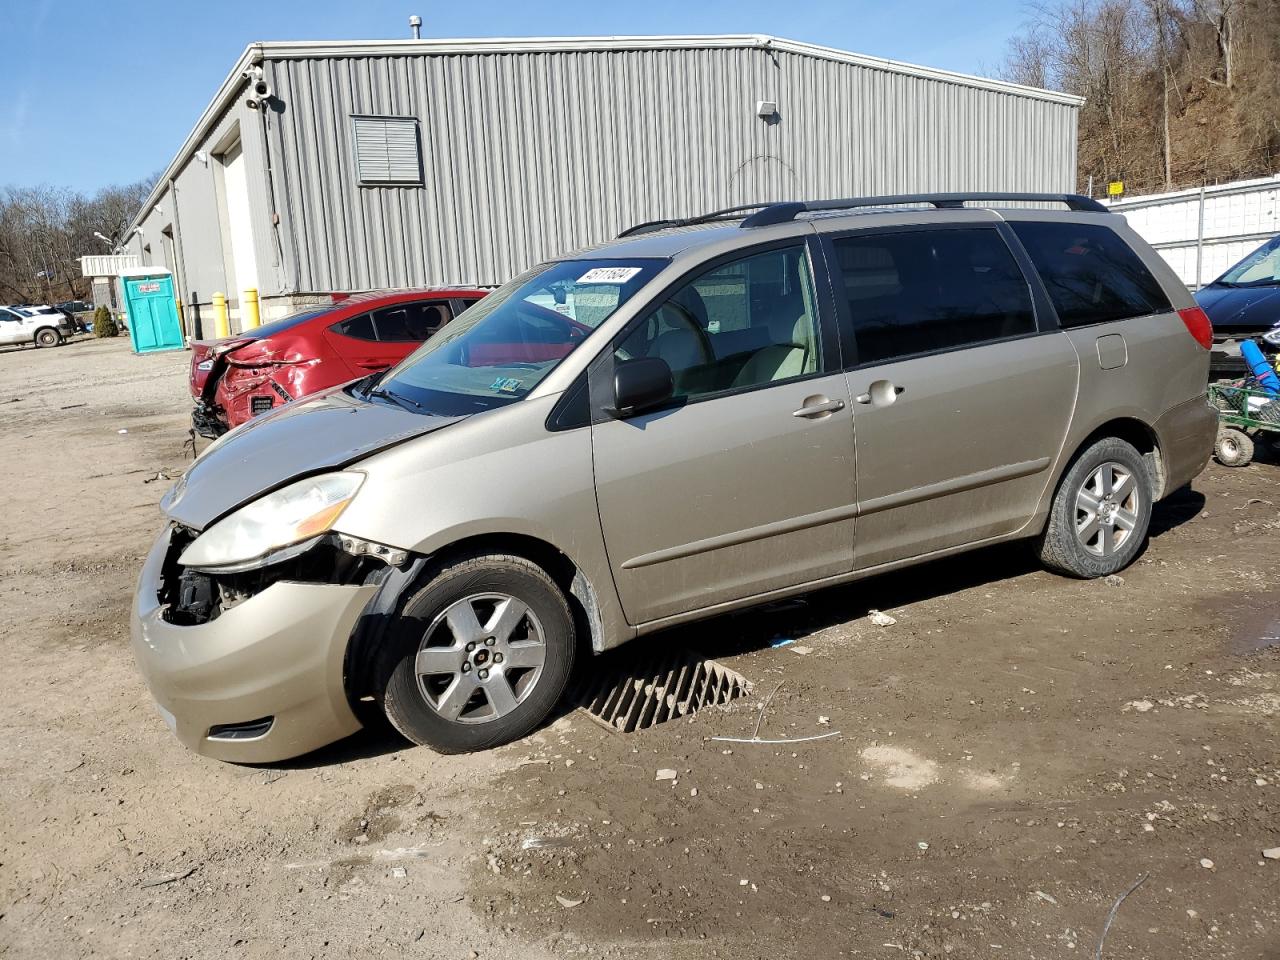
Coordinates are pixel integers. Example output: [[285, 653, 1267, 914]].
[[577, 267, 642, 285]]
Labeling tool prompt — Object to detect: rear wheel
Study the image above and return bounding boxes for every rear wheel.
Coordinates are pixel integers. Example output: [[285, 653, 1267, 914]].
[[1036, 437, 1152, 578], [34, 327, 60, 347], [1214, 428, 1253, 467], [378, 552, 575, 754]]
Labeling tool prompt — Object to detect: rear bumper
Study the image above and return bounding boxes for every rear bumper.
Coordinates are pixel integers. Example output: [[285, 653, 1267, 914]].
[[130, 526, 375, 763], [192, 401, 228, 439], [1154, 394, 1218, 495]]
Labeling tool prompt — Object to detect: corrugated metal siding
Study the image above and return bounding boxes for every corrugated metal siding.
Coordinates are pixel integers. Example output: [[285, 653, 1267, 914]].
[[263, 45, 1077, 291]]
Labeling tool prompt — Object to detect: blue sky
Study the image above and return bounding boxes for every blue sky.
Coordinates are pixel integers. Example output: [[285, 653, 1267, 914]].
[[0, 0, 1029, 193]]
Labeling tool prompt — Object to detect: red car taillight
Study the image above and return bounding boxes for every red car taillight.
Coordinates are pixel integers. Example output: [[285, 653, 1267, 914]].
[[1178, 306, 1213, 350]]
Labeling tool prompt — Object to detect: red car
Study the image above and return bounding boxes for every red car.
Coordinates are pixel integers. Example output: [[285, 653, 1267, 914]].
[[190, 288, 487, 436]]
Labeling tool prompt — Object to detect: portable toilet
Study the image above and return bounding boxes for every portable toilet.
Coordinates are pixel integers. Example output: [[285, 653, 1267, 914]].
[[118, 266, 183, 353]]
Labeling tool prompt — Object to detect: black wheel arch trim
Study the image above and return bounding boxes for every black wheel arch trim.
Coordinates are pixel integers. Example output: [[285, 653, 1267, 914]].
[[342, 535, 609, 715]]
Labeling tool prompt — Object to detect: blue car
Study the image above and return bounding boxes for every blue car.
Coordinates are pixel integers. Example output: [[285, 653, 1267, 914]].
[[1195, 234, 1280, 376]]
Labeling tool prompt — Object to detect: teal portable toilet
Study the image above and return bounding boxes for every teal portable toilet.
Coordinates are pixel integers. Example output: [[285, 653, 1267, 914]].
[[118, 266, 183, 353]]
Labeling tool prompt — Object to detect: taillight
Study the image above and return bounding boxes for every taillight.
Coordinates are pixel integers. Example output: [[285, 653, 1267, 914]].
[[1178, 306, 1213, 350]]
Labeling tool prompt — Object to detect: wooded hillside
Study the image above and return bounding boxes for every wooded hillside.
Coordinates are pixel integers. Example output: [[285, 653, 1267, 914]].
[[1001, 0, 1280, 196], [0, 179, 154, 306]]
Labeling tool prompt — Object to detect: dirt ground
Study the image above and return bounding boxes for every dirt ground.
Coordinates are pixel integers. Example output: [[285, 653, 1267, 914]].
[[1, 336, 1277, 960]]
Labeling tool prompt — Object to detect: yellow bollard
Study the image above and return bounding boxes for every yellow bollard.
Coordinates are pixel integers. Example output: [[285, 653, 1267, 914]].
[[212, 292, 229, 339], [243, 288, 260, 330], [175, 298, 186, 336]]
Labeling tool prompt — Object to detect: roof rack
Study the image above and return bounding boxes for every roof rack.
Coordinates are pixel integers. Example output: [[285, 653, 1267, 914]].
[[740, 192, 1110, 226], [617, 192, 1109, 239], [616, 202, 784, 238]]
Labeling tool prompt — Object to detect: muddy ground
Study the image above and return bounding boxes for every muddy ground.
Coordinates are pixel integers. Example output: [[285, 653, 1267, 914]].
[[0, 337, 1277, 960]]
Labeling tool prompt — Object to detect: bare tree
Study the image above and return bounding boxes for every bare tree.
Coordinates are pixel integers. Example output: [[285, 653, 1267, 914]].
[[1193, 0, 1236, 88], [0, 175, 156, 304]]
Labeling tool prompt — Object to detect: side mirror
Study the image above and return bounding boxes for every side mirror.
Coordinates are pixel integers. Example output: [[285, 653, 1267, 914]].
[[611, 357, 674, 417]]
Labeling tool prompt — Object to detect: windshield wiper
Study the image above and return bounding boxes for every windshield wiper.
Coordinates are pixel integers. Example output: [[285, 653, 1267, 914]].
[[1217, 278, 1280, 289], [366, 383, 422, 412]]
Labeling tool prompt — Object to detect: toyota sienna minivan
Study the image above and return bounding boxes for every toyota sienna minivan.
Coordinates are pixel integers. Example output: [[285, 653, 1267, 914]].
[[131, 192, 1217, 762]]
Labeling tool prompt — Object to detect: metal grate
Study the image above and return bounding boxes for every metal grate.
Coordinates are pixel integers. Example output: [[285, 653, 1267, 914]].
[[573, 647, 752, 733], [351, 116, 423, 185]]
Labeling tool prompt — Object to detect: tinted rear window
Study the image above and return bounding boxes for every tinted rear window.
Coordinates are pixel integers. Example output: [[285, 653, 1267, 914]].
[[1011, 222, 1170, 327], [331, 314, 375, 341], [832, 228, 1036, 365]]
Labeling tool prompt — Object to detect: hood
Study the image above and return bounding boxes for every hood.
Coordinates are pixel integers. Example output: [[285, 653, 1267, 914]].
[[1195, 284, 1280, 332], [161, 386, 465, 530]]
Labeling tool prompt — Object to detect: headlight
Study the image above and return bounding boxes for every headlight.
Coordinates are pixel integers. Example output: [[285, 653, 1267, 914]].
[[1263, 328, 1280, 347], [196, 358, 214, 372], [180, 471, 364, 573]]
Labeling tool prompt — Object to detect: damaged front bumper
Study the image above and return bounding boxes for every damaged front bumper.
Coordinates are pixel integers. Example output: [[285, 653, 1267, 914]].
[[130, 525, 380, 763]]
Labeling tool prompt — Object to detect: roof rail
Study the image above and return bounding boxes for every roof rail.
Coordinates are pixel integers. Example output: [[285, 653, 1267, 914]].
[[740, 192, 1110, 227], [616, 202, 783, 238]]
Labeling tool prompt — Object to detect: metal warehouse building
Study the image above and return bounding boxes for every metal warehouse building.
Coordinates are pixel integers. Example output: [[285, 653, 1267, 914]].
[[123, 33, 1082, 333]]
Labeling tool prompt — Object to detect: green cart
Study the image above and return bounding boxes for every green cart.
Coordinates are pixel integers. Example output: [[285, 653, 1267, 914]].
[[1208, 379, 1280, 467]]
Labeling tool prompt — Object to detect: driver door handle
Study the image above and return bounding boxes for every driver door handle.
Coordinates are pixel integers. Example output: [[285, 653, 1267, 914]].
[[792, 397, 846, 419]]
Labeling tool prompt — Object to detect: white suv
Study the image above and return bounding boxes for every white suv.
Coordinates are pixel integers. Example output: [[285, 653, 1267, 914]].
[[0, 305, 68, 347]]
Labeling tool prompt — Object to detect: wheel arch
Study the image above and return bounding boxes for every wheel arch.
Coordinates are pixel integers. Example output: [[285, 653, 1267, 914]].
[[1062, 416, 1165, 500], [342, 531, 612, 712]]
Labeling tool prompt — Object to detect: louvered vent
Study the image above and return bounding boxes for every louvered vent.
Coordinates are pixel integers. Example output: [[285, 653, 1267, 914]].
[[351, 116, 422, 185]]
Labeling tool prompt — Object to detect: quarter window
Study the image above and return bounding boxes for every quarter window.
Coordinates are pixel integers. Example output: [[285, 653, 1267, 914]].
[[615, 246, 821, 400], [832, 228, 1036, 365], [331, 314, 375, 341], [1010, 221, 1170, 327]]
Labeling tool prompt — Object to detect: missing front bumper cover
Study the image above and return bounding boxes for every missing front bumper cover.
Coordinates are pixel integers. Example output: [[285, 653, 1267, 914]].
[[161, 529, 408, 626]]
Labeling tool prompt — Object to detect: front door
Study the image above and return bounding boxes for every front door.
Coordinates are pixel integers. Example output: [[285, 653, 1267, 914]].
[[591, 241, 856, 625], [0, 309, 26, 345], [824, 224, 1080, 569]]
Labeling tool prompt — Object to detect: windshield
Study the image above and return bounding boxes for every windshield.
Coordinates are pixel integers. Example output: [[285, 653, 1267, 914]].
[[376, 258, 665, 414], [1216, 235, 1280, 287]]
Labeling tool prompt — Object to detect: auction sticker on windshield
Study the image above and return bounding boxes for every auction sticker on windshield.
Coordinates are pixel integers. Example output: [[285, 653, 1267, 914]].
[[577, 267, 643, 284]]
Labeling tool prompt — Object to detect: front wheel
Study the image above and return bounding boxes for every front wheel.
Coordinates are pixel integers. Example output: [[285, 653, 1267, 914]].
[[34, 327, 60, 347], [1036, 437, 1152, 578], [377, 553, 576, 754]]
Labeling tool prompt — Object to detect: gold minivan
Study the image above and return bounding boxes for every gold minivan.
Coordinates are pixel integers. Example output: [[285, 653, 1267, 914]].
[[131, 193, 1217, 761]]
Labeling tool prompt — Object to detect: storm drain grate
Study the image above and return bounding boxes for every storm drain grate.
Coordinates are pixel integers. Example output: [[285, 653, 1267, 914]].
[[573, 647, 752, 733]]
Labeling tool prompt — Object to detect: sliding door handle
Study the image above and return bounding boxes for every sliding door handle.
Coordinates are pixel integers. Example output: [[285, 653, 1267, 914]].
[[855, 380, 905, 406], [792, 396, 846, 419]]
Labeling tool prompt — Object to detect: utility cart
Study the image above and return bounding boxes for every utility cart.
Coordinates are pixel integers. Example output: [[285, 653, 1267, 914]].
[[1208, 379, 1280, 467]]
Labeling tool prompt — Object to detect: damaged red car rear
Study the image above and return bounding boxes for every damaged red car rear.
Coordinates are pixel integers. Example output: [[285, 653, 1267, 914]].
[[190, 288, 487, 436]]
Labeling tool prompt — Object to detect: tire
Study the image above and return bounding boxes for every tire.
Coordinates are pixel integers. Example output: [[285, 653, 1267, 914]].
[[34, 327, 60, 347], [1036, 437, 1152, 578], [377, 552, 575, 754], [1214, 428, 1254, 468]]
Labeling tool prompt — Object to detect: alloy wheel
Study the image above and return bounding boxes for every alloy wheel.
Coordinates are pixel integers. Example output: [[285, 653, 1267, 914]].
[[414, 593, 547, 724], [1075, 460, 1140, 557]]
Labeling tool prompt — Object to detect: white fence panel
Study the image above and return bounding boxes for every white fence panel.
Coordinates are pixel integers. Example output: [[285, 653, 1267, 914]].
[[1108, 176, 1280, 288]]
